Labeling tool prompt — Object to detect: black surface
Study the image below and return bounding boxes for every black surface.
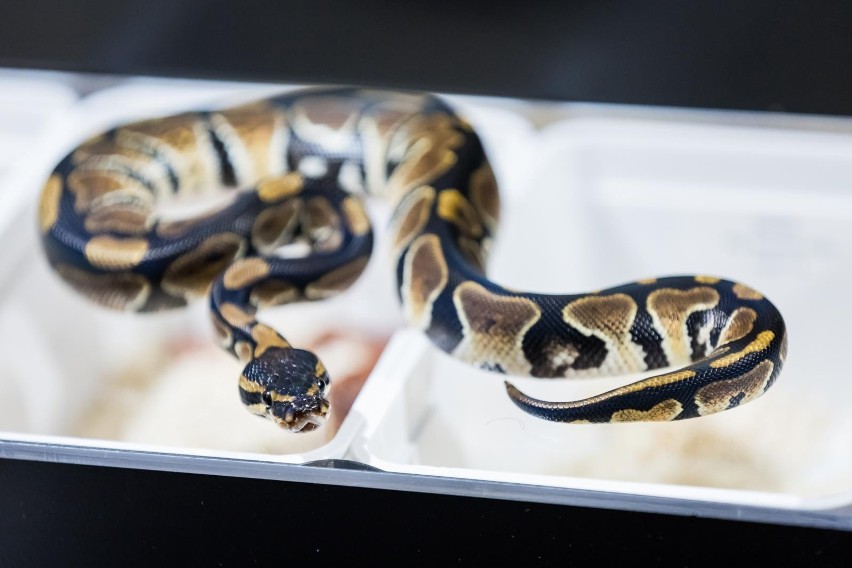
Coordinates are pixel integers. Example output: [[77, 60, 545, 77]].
[[2, 0, 852, 115], [0, 458, 848, 566]]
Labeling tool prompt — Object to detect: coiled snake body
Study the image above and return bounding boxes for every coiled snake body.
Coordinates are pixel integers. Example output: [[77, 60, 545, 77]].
[[38, 87, 787, 432]]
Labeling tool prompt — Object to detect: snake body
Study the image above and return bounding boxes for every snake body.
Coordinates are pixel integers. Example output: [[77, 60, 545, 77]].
[[37, 87, 787, 432]]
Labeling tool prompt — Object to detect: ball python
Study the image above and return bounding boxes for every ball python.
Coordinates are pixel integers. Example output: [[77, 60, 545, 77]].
[[37, 86, 788, 432]]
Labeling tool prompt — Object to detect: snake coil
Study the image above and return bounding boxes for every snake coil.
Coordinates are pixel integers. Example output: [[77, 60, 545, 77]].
[[38, 87, 787, 432]]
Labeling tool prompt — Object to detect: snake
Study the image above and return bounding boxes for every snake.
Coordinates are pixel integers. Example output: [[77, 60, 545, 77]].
[[37, 86, 788, 432]]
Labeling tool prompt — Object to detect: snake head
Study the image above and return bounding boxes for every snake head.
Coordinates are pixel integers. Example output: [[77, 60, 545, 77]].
[[240, 347, 331, 433]]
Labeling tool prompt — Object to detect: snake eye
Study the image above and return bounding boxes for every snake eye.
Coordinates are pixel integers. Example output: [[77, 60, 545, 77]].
[[262, 391, 273, 407]]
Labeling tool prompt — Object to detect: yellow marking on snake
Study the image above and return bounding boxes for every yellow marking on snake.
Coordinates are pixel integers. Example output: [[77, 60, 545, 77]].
[[219, 302, 255, 329], [239, 374, 265, 394], [252, 324, 290, 357], [38, 175, 62, 233], [224, 257, 271, 290], [612, 399, 684, 422], [437, 188, 483, 238], [453, 282, 541, 375], [246, 402, 268, 416], [342, 196, 371, 236], [732, 283, 764, 300], [637, 277, 657, 285], [401, 234, 448, 329], [316, 359, 327, 378], [270, 392, 296, 403], [257, 173, 304, 202], [646, 287, 720, 364], [84, 236, 149, 270], [562, 294, 642, 373], [695, 275, 720, 284], [718, 307, 757, 345], [592, 370, 699, 406], [696, 359, 774, 415], [710, 331, 775, 368]]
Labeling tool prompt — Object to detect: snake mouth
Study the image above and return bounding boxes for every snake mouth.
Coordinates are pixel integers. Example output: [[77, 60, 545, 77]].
[[270, 397, 330, 433], [278, 412, 324, 433]]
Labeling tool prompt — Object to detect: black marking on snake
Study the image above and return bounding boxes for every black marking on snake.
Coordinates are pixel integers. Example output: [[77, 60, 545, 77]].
[[205, 116, 238, 187]]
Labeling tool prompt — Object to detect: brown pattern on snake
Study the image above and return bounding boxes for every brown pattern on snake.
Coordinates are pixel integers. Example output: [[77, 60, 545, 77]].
[[66, 169, 152, 215], [38, 175, 62, 233], [401, 233, 448, 330], [163, 233, 246, 299], [56, 264, 150, 311], [453, 281, 541, 375], [303, 196, 343, 251], [120, 114, 219, 190], [218, 302, 255, 330], [223, 257, 270, 291], [84, 200, 151, 235], [611, 399, 684, 422], [696, 359, 774, 415], [250, 279, 300, 309], [646, 287, 720, 364], [387, 114, 463, 201], [84, 236, 149, 271], [718, 307, 757, 345], [213, 102, 283, 178], [305, 256, 370, 300], [292, 96, 364, 133], [732, 282, 764, 300], [562, 294, 641, 373], [251, 199, 303, 253], [468, 162, 500, 232], [456, 235, 488, 274], [389, 185, 435, 257]]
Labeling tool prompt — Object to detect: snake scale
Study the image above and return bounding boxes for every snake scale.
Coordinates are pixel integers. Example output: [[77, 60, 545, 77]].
[[37, 87, 787, 432]]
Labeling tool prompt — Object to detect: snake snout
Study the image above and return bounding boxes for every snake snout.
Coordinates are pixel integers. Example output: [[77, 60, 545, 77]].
[[270, 393, 330, 433]]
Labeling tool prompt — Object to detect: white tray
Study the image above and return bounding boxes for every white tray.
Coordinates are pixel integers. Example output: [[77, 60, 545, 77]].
[[347, 112, 852, 511]]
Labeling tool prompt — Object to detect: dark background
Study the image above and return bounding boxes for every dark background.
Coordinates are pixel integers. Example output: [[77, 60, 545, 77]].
[[2, 0, 852, 115], [1, 0, 850, 564]]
